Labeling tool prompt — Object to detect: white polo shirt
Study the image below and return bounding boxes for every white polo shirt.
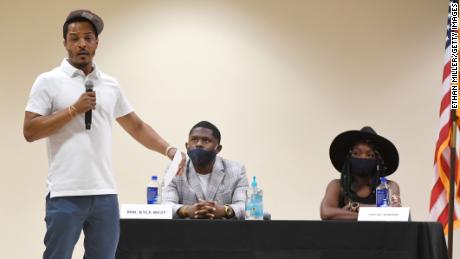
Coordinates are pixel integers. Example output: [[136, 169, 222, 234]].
[[26, 59, 133, 198]]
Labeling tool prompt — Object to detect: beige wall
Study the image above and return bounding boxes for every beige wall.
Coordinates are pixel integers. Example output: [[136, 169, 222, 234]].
[[1, 0, 459, 258]]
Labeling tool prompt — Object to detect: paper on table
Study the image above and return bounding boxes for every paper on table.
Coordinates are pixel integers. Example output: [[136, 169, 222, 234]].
[[163, 151, 184, 190]]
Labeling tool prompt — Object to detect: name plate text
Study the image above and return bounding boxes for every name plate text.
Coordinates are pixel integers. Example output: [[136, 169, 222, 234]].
[[120, 204, 172, 219], [358, 207, 411, 222]]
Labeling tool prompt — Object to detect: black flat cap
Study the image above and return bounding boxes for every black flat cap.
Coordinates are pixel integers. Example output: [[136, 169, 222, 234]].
[[64, 9, 104, 36]]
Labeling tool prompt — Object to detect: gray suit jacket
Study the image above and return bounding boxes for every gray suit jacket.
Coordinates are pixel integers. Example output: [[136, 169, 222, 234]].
[[162, 156, 249, 219]]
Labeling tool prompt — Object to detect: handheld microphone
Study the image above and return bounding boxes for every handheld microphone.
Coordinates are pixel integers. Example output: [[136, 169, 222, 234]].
[[85, 80, 94, 130]]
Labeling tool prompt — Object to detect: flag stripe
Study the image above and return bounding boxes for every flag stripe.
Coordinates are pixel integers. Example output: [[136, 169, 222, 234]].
[[430, 0, 460, 232]]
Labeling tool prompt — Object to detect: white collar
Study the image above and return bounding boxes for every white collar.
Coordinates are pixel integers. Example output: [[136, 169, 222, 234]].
[[60, 58, 101, 80]]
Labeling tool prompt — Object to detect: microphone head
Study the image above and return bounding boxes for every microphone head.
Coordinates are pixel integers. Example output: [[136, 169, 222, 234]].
[[85, 80, 94, 91]]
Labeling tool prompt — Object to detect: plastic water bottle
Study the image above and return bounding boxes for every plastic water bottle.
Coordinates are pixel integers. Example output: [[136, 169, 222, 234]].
[[376, 177, 390, 207], [245, 176, 263, 220], [147, 176, 159, 204]]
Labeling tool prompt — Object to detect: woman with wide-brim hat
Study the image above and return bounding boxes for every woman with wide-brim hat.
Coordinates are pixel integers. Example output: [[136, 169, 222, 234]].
[[320, 126, 402, 220]]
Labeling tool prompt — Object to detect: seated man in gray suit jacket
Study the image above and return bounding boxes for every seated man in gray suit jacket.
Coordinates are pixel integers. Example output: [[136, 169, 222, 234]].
[[162, 121, 249, 219]]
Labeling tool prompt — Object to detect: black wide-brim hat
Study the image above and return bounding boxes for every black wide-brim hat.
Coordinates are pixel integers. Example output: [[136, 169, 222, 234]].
[[329, 126, 399, 176]]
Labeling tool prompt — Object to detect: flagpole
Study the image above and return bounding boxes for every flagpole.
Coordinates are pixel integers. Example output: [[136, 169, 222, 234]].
[[448, 109, 457, 259]]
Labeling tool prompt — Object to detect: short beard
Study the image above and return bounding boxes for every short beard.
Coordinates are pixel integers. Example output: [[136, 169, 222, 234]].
[[67, 50, 95, 70], [74, 61, 89, 69]]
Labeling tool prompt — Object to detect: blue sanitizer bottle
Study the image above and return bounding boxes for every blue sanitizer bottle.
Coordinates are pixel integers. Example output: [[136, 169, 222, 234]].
[[376, 177, 390, 207], [245, 176, 263, 220], [147, 176, 159, 204]]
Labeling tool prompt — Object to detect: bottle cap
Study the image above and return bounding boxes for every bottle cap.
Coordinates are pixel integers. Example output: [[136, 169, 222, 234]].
[[380, 177, 387, 183], [151, 175, 158, 181], [251, 176, 257, 188]]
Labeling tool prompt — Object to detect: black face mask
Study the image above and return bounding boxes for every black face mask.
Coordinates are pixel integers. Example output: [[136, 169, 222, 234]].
[[187, 148, 216, 167], [349, 157, 378, 176]]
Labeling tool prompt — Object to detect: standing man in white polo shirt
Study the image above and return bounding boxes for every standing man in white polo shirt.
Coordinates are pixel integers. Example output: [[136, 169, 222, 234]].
[[23, 10, 182, 259]]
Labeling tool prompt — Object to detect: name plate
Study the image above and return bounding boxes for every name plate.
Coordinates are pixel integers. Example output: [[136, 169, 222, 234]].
[[120, 204, 172, 219], [358, 207, 411, 222]]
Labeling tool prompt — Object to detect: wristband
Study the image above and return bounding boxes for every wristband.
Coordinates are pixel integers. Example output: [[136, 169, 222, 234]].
[[165, 146, 175, 157], [68, 106, 77, 118], [179, 205, 188, 218]]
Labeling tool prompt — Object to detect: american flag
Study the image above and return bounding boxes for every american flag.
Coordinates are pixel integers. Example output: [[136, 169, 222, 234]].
[[430, 0, 460, 232]]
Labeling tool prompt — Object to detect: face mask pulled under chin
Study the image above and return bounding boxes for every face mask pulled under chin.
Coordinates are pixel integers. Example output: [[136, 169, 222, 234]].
[[187, 148, 217, 167], [349, 157, 378, 177]]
